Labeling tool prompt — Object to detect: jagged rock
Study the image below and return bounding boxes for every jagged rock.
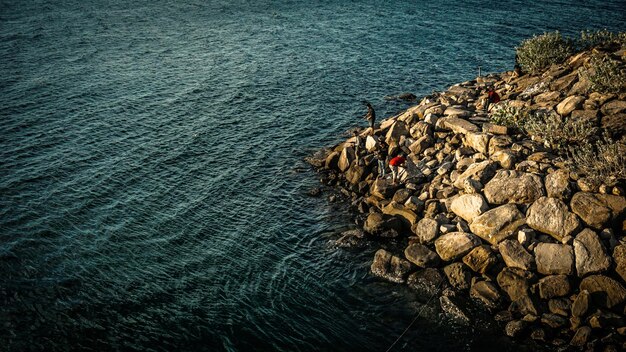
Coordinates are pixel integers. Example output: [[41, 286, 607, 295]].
[[440, 294, 471, 325], [544, 169, 572, 200], [537, 275, 570, 299], [490, 150, 515, 169], [409, 121, 433, 139], [470, 280, 502, 309], [404, 196, 425, 213], [579, 275, 626, 309], [497, 267, 534, 302], [556, 95, 585, 116], [462, 178, 483, 194], [463, 245, 497, 274], [453, 160, 497, 189], [510, 295, 539, 316], [541, 313, 568, 328], [505, 320, 528, 338], [443, 106, 471, 117], [614, 245, 626, 283], [444, 262, 471, 290], [450, 194, 489, 223], [534, 243, 574, 275], [441, 116, 480, 135], [370, 178, 398, 199], [434, 232, 481, 261], [482, 123, 508, 135], [324, 151, 340, 170], [411, 218, 439, 244], [404, 243, 440, 268], [338, 146, 355, 172], [464, 132, 491, 154], [345, 162, 366, 184], [570, 192, 626, 230], [483, 170, 545, 205], [407, 268, 446, 298], [499, 239, 534, 270], [424, 113, 439, 125], [517, 228, 535, 247], [409, 135, 434, 155], [370, 249, 412, 283], [548, 298, 571, 316], [534, 90, 561, 103], [550, 71, 578, 92], [392, 189, 412, 204], [385, 121, 409, 145], [363, 212, 403, 237], [469, 204, 526, 245], [526, 197, 581, 241], [488, 135, 513, 156], [601, 100, 626, 116], [574, 228, 611, 277], [571, 290, 590, 318], [570, 326, 592, 347], [382, 201, 418, 226]]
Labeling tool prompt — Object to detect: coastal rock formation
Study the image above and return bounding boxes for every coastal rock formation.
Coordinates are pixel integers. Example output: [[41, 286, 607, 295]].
[[310, 43, 626, 349]]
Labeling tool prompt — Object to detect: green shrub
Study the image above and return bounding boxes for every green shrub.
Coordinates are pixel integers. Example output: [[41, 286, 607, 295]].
[[516, 31, 574, 74], [579, 30, 626, 49], [569, 135, 626, 186], [489, 104, 530, 128], [523, 110, 598, 152], [579, 54, 626, 94]]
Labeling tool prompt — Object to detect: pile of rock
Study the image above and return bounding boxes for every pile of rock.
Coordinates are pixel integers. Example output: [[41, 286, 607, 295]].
[[309, 47, 626, 350]]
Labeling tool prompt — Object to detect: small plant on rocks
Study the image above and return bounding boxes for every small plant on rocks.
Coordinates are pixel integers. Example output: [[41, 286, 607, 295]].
[[489, 104, 530, 128], [579, 54, 626, 94], [523, 110, 598, 152], [516, 31, 574, 74], [578, 29, 626, 49], [569, 135, 626, 187]]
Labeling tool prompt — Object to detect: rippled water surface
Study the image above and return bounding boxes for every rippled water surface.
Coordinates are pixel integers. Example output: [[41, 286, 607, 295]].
[[1, 0, 625, 351]]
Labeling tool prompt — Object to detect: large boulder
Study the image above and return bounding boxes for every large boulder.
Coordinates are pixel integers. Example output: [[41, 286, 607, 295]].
[[534, 243, 574, 275], [498, 239, 534, 270], [385, 121, 409, 145], [526, 197, 580, 241], [600, 99, 626, 116], [363, 212, 403, 237], [537, 275, 570, 299], [464, 132, 491, 155], [345, 162, 366, 184], [483, 170, 545, 205], [441, 116, 480, 134], [338, 146, 355, 172], [411, 218, 439, 244], [570, 192, 626, 230], [497, 267, 535, 302], [434, 232, 481, 261], [470, 280, 502, 310], [382, 201, 418, 226], [469, 204, 526, 245], [573, 228, 611, 277], [579, 275, 626, 309], [450, 194, 489, 223], [370, 178, 398, 199], [544, 169, 572, 200], [443, 262, 471, 290], [370, 249, 413, 283], [556, 95, 585, 116], [614, 245, 626, 283], [453, 160, 498, 189], [462, 245, 497, 274], [404, 243, 440, 268]]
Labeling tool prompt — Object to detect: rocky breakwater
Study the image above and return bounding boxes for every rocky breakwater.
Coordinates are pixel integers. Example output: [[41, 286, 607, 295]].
[[307, 46, 626, 350]]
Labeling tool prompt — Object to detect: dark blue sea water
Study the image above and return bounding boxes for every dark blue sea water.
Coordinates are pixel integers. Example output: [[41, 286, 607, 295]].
[[1, 1, 625, 351]]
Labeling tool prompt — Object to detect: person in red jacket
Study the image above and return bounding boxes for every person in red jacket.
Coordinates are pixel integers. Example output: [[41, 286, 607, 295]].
[[389, 153, 406, 184], [485, 87, 500, 111]]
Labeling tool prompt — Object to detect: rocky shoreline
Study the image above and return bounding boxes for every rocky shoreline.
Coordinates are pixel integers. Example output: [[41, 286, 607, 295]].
[[307, 45, 626, 350]]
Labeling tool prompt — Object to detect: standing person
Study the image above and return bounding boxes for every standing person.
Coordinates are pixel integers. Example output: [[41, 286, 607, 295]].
[[361, 101, 376, 130], [375, 141, 388, 177], [485, 87, 500, 112], [389, 153, 406, 184], [352, 130, 363, 157]]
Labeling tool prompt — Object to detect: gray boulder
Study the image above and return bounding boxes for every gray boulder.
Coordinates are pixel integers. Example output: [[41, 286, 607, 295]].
[[526, 197, 580, 241], [534, 243, 574, 275], [434, 232, 481, 261], [404, 243, 440, 268], [469, 204, 526, 245], [370, 249, 413, 283], [544, 169, 572, 200], [483, 170, 545, 205], [498, 239, 534, 270], [537, 275, 570, 299], [573, 228, 611, 277], [450, 194, 489, 223], [579, 275, 626, 309], [411, 218, 439, 244], [570, 192, 626, 230]]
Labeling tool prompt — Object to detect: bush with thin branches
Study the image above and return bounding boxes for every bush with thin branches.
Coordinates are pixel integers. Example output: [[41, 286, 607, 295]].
[[516, 31, 574, 74]]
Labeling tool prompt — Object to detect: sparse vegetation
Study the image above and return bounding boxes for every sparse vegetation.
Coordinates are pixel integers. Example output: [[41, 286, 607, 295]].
[[489, 104, 530, 128], [569, 135, 626, 186], [579, 54, 626, 94], [579, 29, 626, 49], [516, 31, 574, 74], [523, 110, 598, 151]]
